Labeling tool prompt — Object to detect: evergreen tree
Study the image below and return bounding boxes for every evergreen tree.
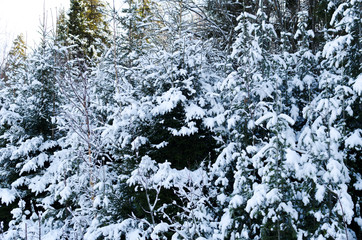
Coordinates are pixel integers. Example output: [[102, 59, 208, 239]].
[[91, 2, 224, 238], [292, 0, 360, 238], [0, 34, 62, 238], [0, 34, 29, 233], [66, 0, 110, 59], [1, 34, 27, 85], [55, 9, 68, 45]]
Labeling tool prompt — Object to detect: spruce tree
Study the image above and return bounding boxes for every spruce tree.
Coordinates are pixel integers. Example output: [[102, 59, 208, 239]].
[[0, 34, 62, 238], [96, 1, 223, 238], [293, 0, 360, 238], [66, 0, 110, 59], [1, 34, 27, 85], [0, 34, 28, 233]]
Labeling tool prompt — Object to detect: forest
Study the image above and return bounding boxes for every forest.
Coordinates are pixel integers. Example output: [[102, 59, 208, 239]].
[[0, 0, 361, 239]]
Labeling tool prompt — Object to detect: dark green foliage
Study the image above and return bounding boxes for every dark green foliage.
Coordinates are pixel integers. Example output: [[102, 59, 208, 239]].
[[138, 103, 217, 170], [66, 0, 110, 58]]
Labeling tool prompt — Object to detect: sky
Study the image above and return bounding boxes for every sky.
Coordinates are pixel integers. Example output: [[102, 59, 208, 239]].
[[0, 0, 70, 50]]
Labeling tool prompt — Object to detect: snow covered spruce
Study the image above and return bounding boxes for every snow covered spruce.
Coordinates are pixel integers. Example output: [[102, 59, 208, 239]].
[[0, 0, 361, 239]]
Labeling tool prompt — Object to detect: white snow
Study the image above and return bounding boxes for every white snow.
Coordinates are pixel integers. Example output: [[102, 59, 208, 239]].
[[315, 185, 326, 202], [0, 188, 16, 205], [353, 74, 362, 95]]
